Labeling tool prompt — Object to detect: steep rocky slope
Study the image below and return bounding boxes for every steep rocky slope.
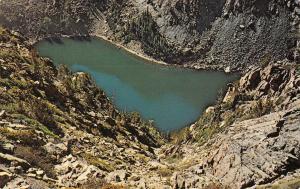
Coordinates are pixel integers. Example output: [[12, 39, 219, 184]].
[[0, 27, 164, 188], [162, 62, 300, 188], [110, 62, 300, 189], [0, 0, 299, 70], [0, 27, 299, 188]]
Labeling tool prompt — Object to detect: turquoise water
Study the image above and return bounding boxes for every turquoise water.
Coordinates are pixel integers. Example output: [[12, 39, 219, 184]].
[[36, 38, 237, 132]]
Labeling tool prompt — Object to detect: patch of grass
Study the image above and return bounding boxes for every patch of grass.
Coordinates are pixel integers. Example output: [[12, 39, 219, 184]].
[[240, 99, 274, 120], [195, 124, 223, 146], [257, 177, 300, 189], [101, 184, 127, 189], [0, 102, 20, 113], [171, 127, 191, 144], [164, 154, 182, 164], [11, 113, 59, 138], [82, 153, 114, 172], [193, 107, 223, 145], [134, 152, 150, 162], [157, 167, 174, 177], [204, 183, 229, 189], [0, 48, 24, 63], [259, 54, 272, 68], [296, 64, 300, 75], [0, 127, 43, 146], [19, 98, 63, 136], [77, 179, 106, 189], [14, 145, 56, 178], [0, 77, 31, 92], [44, 101, 63, 114]]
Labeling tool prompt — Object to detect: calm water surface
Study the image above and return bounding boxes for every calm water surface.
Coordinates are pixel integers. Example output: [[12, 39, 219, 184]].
[[36, 38, 237, 131]]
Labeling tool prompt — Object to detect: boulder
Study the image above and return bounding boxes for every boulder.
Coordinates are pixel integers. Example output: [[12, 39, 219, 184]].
[[106, 170, 130, 183], [55, 155, 105, 187], [0, 143, 15, 153], [0, 171, 13, 188], [171, 172, 185, 189], [0, 153, 30, 168], [239, 68, 261, 91]]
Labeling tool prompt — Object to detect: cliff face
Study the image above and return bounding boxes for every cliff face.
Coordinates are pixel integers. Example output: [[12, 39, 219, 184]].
[[0, 0, 298, 70]]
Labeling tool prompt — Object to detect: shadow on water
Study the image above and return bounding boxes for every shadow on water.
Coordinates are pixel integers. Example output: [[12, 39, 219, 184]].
[[44, 35, 92, 44], [70, 35, 92, 42], [44, 37, 64, 44]]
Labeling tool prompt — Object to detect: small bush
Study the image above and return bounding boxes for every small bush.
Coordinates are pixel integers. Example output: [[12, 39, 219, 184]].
[[295, 64, 300, 75], [14, 145, 56, 178], [204, 183, 228, 189], [0, 127, 43, 146], [18, 98, 63, 136], [259, 54, 272, 68], [78, 179, 106, 189], [101, 184, 126, 189], [157, 167, 173, 177], [82, 153, 114, 172]]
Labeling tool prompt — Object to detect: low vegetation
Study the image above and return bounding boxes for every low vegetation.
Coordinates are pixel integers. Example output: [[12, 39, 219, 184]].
[[123, 9, 175, 60], [82, 153, 114, 172], [14, 145, 57, 178]]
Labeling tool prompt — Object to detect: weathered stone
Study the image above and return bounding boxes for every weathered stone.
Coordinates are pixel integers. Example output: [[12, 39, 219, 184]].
[[106, 170, 130, 183], [0, 153, 30, 168], [0, 143, 14, 153], [0, 172, 13, 188], [171, 172, 185, 189]]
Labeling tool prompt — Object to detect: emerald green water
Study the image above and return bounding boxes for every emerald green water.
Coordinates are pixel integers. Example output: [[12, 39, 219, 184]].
[[36, 38, 237, 132]]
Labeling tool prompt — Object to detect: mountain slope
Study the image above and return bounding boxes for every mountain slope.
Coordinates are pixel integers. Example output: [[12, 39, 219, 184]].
[[0, 27, 164, 188], [0, 0, 299, 70], [165, 62, 300, 188]]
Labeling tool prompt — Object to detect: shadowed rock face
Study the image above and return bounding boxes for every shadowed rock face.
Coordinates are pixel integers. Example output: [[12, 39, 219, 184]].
[[0, 0, 298, 70]]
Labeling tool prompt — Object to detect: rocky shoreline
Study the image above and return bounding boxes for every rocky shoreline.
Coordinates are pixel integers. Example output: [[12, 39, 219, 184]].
[[33, 33, 241, 75]]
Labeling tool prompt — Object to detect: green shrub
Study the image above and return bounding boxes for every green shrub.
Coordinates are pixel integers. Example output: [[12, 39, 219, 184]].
[[14, 145, 56, 178], [123, 9, 174, 60], [82, 153, 114, 172], [259, 54, 272, 68], [157, 167, 173, 177], [296, 64, 300, 75], [0, 127, 43, 146]]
